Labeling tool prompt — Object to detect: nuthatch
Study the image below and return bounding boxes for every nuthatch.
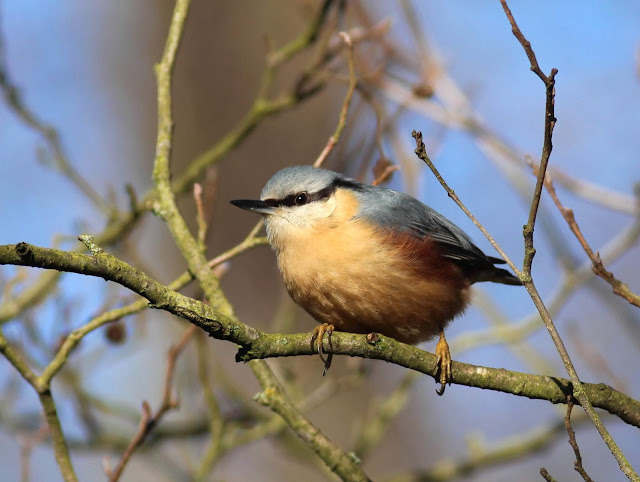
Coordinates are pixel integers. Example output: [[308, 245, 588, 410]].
[[231, 166, 520, 394]]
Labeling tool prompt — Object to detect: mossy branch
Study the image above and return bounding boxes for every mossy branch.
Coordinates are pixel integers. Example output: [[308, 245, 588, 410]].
[[1, 241, 639, 431]]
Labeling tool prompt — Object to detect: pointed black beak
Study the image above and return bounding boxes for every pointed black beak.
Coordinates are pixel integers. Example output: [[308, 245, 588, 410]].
[[230, 199, 275, 215]]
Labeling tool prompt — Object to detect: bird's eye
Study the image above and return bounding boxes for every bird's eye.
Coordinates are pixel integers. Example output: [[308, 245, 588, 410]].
[[294, 193, 308, 206]]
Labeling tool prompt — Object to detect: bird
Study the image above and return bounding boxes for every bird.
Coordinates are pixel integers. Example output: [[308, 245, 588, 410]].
[[231, 166, 521, 394]]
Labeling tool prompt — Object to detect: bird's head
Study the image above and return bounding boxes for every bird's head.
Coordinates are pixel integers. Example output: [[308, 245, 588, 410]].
[[231, 166, 361, 251]]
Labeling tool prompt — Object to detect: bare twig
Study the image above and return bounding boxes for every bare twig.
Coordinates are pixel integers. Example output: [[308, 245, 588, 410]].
[[564, 399, 593, 482], [412, 131, 521, 277], [540, 468, 558, 482], [106, 326, 196, 482], [313, 31, 358, 168], [498, 3, 636, 480], [527, 156, 640, 308], [194, 183, 207, 249], [498, 0, 552, 84], [371, 157, 399, 186], [498, 0, 560, 278]]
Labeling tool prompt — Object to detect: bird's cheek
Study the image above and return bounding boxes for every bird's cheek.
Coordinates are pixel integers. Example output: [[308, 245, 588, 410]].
[[264, 217, 291, 251]]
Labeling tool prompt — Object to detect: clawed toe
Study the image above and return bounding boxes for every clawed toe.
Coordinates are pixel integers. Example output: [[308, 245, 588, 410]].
[[311, 323, 334, 376], [435, 329, 452, 396]]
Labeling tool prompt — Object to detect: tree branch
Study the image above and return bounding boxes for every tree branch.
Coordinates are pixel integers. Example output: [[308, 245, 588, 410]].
[[2, 242, 640, 431], [106, 326, 196, 481], [0, 328, 77, 481], [0, 0, 332, 326], [497, 3, 637, 480], [527, 156, 640, 308], [250, 360, 370, 481], [411, 130, 520, 277], [564, 399, 593, 482]]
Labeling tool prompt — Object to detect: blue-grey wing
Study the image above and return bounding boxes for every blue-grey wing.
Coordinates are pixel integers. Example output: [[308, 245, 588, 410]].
[[354, 185, 518, 285]]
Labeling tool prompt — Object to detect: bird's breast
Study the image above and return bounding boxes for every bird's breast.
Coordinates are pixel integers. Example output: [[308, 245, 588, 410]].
[[275, 216, 470, 344]]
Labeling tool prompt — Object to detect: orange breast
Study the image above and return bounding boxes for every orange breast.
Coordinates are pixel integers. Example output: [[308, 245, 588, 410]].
[[275, 190, 471, 344]]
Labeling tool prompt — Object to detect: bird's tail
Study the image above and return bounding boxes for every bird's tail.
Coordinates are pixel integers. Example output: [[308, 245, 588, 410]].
[[488, 266, 522, 286], [471, 256, 522, 285], [470, 262, 522, 286]]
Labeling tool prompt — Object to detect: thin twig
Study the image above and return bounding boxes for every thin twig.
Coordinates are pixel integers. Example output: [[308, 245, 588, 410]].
[[411, 131, 521, 277], [498, 0, 551, 84], [106, 326, 197, 482], [313, 31, 358, 168], [527, 156, 640, 308], [564, 399, 593, 482], [371, 158, 399, 186], [194, 183, 207, 250], [540, 468, 558, 482], [503, 0, 560, 277], [499, 3, 637, 480]]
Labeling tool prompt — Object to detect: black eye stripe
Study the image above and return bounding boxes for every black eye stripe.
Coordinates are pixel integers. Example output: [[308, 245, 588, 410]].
[[263, 177, 363, 208]]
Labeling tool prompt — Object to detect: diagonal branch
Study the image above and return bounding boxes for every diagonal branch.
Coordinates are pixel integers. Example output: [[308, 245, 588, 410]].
[[527, 157, 640, 308], [106, 326, 196, 482], [411, 130, 520, 277], [250, 360, 370, 481]]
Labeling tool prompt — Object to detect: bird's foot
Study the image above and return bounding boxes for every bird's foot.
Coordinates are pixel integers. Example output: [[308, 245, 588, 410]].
[[434, 330, 452, 396], [311, 323, 335, 376]]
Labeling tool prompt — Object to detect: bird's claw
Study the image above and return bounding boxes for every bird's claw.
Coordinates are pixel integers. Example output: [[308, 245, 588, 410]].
[[311, 323, 334, 376], [435, 330, 452, 396]]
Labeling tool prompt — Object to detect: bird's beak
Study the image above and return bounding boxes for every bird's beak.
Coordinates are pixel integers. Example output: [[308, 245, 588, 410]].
[[230, 199, 276, 215]]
